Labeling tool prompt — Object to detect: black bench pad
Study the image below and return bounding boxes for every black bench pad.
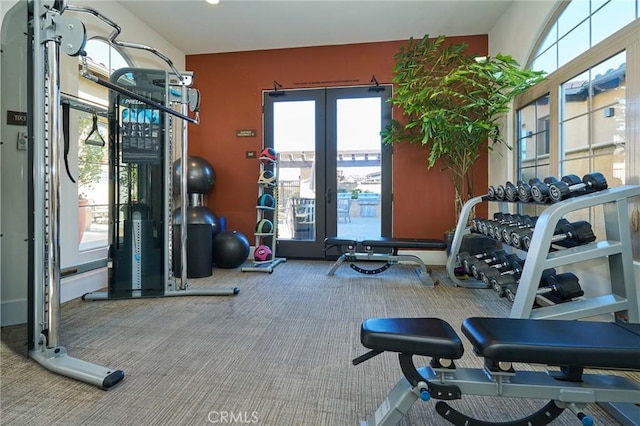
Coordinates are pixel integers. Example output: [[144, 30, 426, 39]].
[[325, 237, 446, 250], [361, 318, 464, 360], [361, 237, 446, 250], [462, 317, 640, 370], [325, 237, 357, 246]]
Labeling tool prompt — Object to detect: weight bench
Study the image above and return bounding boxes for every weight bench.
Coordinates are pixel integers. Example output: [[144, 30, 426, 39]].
[[324, 237, 446, 287], [354, 317, 640, 426]]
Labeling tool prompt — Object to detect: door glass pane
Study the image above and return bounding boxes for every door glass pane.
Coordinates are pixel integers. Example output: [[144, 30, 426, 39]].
[[273, 100, 316, 240], [336, 97, 382, 239]]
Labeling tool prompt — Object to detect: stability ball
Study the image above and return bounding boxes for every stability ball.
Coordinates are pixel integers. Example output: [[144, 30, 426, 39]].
[[212, 231, 250, 269], [172, 156, 216, 194], [173, 206, 221, 237]]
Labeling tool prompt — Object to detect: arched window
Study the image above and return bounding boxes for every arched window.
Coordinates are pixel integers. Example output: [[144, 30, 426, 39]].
[[530, 0, 638, 74], [84, 38, 130, 76], [513, 0, 638, 240]]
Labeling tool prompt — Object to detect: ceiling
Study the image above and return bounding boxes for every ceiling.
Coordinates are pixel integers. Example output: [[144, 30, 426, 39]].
[[117, 0, 514, 56]]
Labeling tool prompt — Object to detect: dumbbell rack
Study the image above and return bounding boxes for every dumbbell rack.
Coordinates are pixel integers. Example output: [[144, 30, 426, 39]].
[[241, 154, 286, 273], [446, 185, 640, 322]]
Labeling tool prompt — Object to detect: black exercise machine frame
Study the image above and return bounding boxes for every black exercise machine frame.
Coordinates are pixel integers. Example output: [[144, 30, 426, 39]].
[[324, 237, 446, 287], [354, 316, 640, 426]]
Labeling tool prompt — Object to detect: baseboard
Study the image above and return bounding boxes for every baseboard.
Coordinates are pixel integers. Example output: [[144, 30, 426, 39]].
[[0, 268, 107, 326], [60, 268, 107, 303]]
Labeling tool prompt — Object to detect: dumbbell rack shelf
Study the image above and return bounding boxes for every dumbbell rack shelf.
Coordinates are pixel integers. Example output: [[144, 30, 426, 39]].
[[446, 185, 640, 322]]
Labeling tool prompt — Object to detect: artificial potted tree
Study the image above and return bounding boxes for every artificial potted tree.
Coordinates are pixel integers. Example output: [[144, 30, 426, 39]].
[[381, 35, 544, 252]]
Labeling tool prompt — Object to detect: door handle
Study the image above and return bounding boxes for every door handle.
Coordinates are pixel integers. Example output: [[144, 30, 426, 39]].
[[326, 187, 333, 204]]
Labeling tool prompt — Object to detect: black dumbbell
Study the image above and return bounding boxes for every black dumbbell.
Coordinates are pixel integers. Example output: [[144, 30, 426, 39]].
[[514, 218, 571, 250], [493, 183, 508, 201], [476, 215, 510, 236], [480, 257, 524, 291], [487, 185, 498, 200], [507, 216, 539, 248], [548, 172, 608, 202], [523, 220, 596, 250], [486, 214, 523, 239], [499, 216, 538, 244], [490, 216, 523, 243], [462, 250, 507, 275], [505, 272, 583, 303], [489, 264, 556, 297], [504, 181, 520, 202], [470, 253, 520, 280], [538, 272, 585, 301], [530, 177, 560, 203], [472, 213, 510, 234], [456, 249, 504, 270], [517, 178, 542, 202]]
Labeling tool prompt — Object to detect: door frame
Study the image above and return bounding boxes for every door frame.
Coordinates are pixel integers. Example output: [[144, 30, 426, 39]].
[[263, 85, 392, 259]]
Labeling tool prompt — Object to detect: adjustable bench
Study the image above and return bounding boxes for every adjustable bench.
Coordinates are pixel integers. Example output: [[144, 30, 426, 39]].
[[354, 317, 640, 426], [324, 237, 446, 287]]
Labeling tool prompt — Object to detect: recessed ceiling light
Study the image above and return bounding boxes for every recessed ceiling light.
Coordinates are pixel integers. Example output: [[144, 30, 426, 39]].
[[205, 0, 220, 4]]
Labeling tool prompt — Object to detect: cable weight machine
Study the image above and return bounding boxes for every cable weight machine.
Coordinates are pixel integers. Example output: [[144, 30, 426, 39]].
[[21, 0, 235, 389]]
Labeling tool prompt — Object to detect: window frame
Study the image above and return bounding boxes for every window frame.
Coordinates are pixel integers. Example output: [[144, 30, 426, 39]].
[[514, 16, 639, 181]]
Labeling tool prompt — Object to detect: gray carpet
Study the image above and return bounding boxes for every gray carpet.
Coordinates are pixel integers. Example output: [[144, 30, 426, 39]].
[[1, 260, 637, 425]]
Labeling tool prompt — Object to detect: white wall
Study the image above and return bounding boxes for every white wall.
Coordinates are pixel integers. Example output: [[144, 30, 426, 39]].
[[486, 0, 559, 188], [0, 0, 186, 326], [1, 0, 28, 327]]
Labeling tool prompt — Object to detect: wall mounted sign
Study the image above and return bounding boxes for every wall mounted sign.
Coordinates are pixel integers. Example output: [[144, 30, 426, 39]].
[[7, 111, 27, 126], [236, 129, 256, 138]]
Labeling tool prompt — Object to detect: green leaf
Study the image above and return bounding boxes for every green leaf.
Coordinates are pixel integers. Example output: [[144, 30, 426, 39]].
[[383, 34, 546, 221]]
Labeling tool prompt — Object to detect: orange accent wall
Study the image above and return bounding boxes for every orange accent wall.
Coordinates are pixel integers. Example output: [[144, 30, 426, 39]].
[[186, 36, 488, 242]]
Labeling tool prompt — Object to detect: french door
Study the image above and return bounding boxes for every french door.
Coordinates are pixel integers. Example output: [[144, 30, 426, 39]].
[[263, 86, 392, 259]]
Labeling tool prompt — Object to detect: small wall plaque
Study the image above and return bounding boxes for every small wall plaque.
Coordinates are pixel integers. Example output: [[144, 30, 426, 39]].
[[236, 129, 256, 138], [7, 111, 27, 126]]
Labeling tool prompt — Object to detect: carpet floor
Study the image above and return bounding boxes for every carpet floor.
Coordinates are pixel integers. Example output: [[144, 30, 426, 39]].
[[1, 260, 638, 425]]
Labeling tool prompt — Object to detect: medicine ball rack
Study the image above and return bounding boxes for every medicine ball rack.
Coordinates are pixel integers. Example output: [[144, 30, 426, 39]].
[[446, 185, 640, 323], [242, 153, 286, 273]]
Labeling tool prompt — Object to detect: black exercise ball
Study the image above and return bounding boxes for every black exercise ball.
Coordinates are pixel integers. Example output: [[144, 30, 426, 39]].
[[172, 156, 216, 195], [173, 206, 221, 237], [212, 230, 250, 269]]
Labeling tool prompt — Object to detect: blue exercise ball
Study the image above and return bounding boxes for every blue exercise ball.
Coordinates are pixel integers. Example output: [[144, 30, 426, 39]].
[[212, 230, 250, 269]]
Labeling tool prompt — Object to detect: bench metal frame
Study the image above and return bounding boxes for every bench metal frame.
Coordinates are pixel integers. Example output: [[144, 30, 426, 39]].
[[326, 241, 438, 287], [361, 360, 639, 426]]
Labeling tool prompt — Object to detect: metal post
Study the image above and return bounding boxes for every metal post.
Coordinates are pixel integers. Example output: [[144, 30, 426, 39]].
[[44, 24, 62, 348], [180, 85, 189, 290]]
